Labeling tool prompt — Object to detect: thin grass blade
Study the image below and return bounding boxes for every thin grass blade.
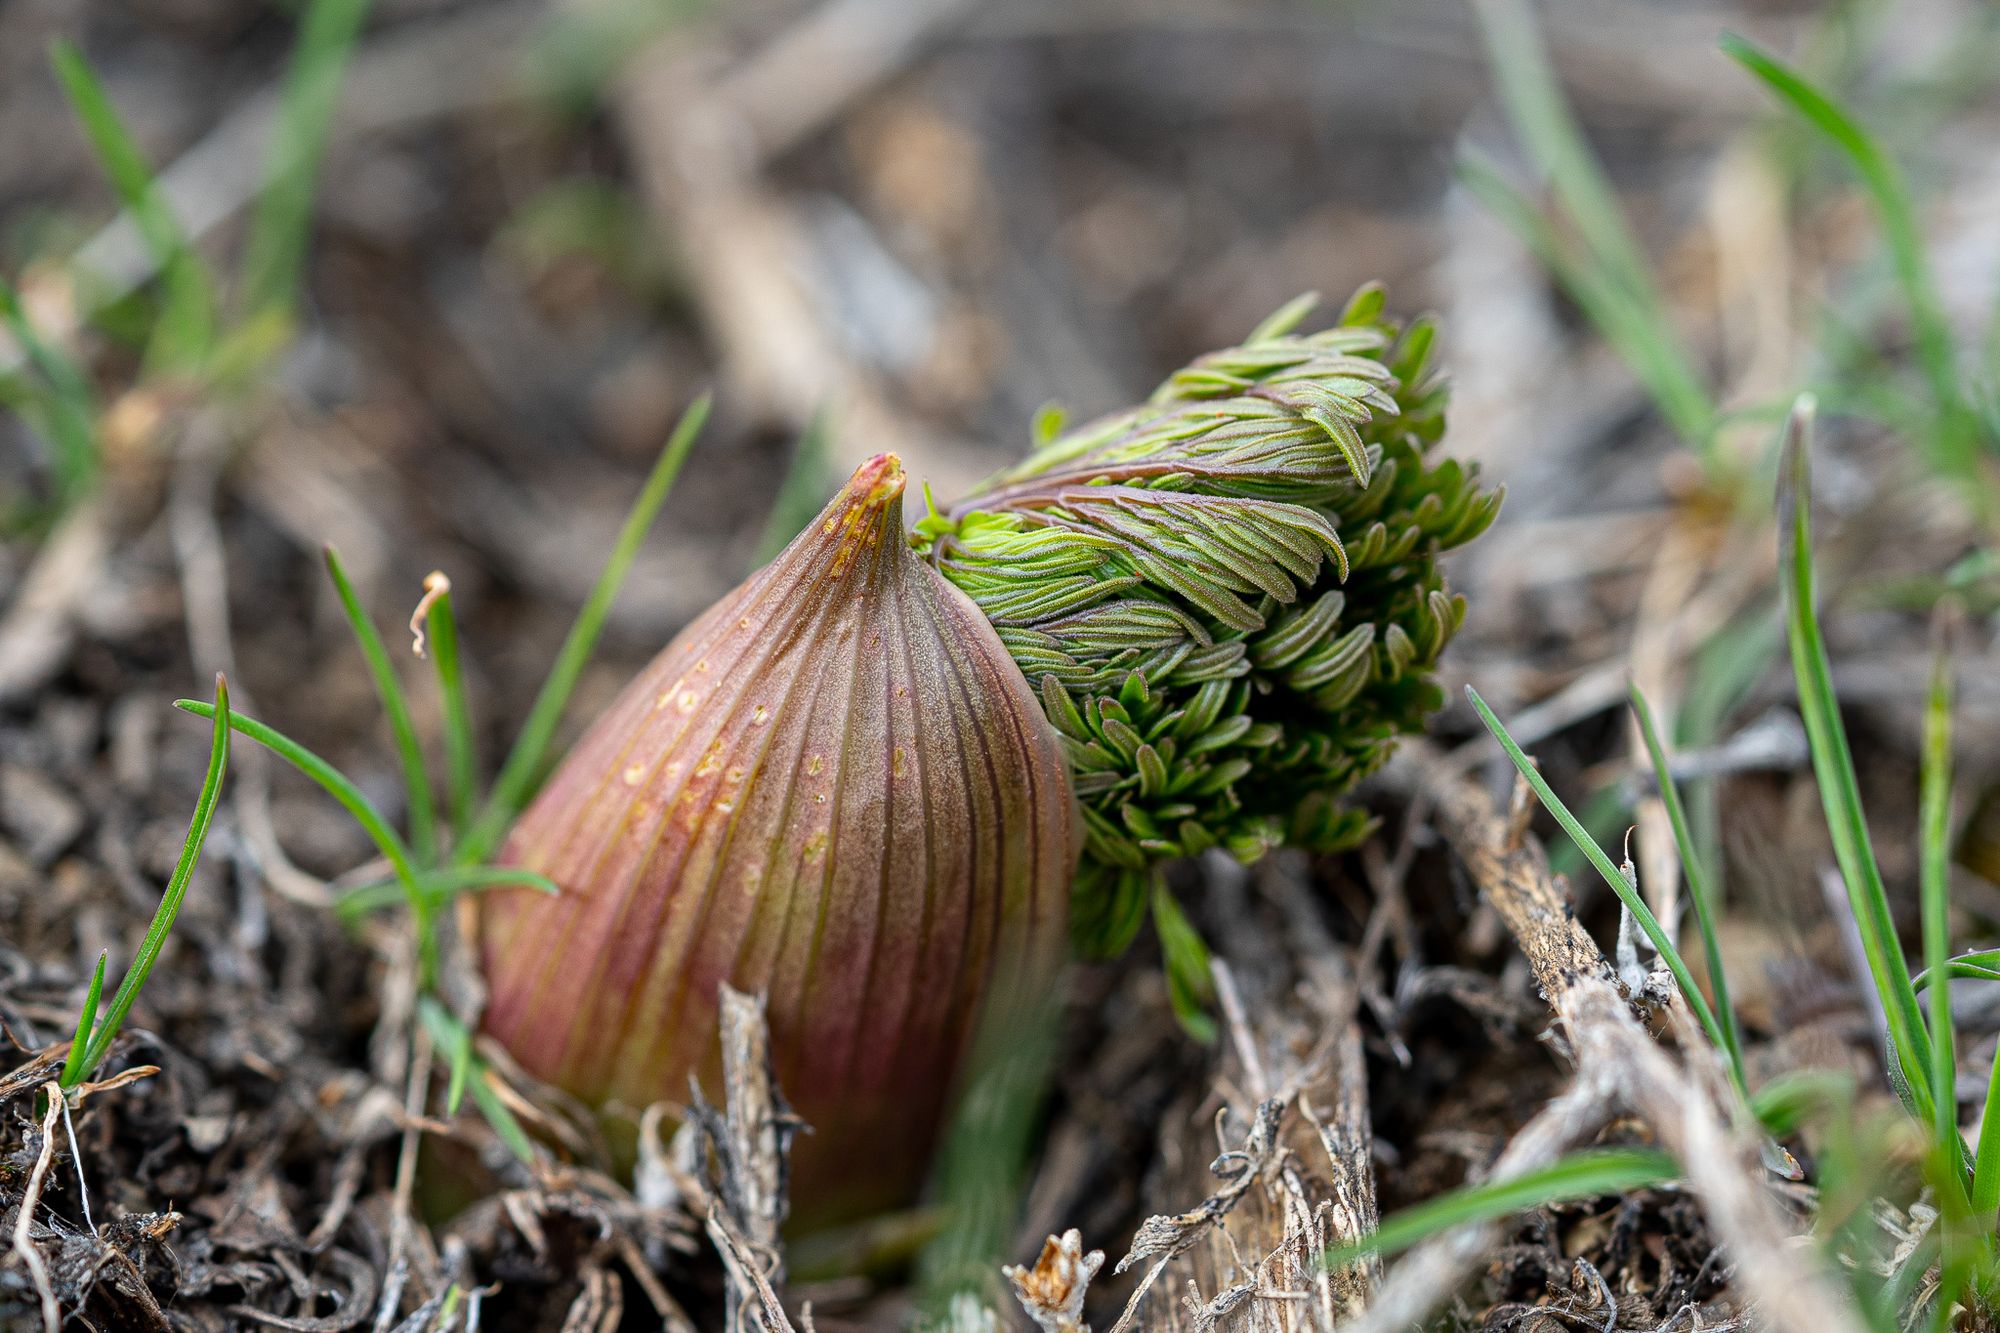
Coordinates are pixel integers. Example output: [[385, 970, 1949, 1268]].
[[1324, 1146, 1678, 1267], [467, 1068, 536, 1164], [0, 277, 97, 505], [324, 545, 437, 864], [1468, 0, 1715, 459], [1629, 684, 1747, 1096], [1777, 396, 1947, 1148], [1720, 35, 1967, 453], [754, 407, 834, 564], [335, 865, 559, 924], [239, 0, 374, 323], [457, 393, 710, 866], [49, 38, 215, 372], [418, 998, 533, 1161], [72, 675, 231, 1086], [414, 574, 477, 834], [1920, 607, 1961, 1177], [173, 696, 439, 982], [1152, 877, 1217, 1043], [1913, 952, 2000, 991], [1466, 685, 1731, 1062], [58, 950, 108, 1089]]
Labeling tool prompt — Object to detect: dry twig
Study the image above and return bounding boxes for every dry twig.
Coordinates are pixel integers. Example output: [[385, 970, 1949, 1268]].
[[1351, 749, 1866, 1333], [8, 1084, 64, 1332], [686, 985, 800, 1333]]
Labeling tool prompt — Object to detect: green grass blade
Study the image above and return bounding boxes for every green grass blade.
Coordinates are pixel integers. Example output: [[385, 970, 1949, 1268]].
[[416, 576, 477, 834], [1466, 685, 1731, 1062], [1468, 0, 1715, 459], [1455, 154, 1716, 463], [914, 988, 1063, 1313], [1324, 1146, 1679, 1268], [1919, 609, 1960, 1181], [323, 546, 437, 864], [1628, 684, 1747, 1098], [417, 995, 475, 1118], [418, 998, 534, 1162], [1913, 951, 2000, 990], [754, 407, 835, 564], [0, 276, 98, 505], [1977, 1051, 2000, 1218], [58, 950, 108, 1089], [70, 675, 231, 1087], [174, 696, 438, 982], [1721, 33, 1978, 489], [49, 38, 215, 372], [456, 393, 710, 867], [1778, 396, 1945, 1143], [335, 865, 558, 923], [239, 0, 374, 323], [1152, 878, 1218, 1043], [1471, 0, 1653, 305], [466, 1066, 535, 1164]]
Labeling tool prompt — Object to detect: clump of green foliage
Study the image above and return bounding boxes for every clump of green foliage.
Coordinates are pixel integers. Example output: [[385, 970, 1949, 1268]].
[[917, 288, 1501, 1010]]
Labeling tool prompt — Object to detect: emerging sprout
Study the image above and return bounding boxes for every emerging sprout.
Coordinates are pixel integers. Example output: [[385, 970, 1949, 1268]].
[[479, 454, 1078, 1221], [481, 288, 1497, 1213]]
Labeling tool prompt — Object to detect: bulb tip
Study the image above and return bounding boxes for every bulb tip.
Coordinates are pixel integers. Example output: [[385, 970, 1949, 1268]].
[[819, 454, 909, 545], [853, 452, 907, 499]]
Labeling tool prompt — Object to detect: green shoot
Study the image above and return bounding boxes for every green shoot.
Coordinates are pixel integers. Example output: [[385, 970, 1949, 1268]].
[[0, 277, 98, 506], [1915, 952, 2000, 990], [324, 545, 438, 863], [1721, 34, 1981, 491], [1466, 685, 1733, 1075], [49, 38, 215, 374], [1918, 608, 1959, 1179], [1976, 1014, 2000, 1220], [417, 997, 534, 1162], [1628, 684, 1748, 1096], [754, 407, 835, 564], [58, 951, 107, 1089], [456, 393, 710, 866], [1777, 396, 1947, 1148], [1542, 776, 1628, 885], [335, 865, 558, 924], [1152, 877, 1218, 1043], [173, 697, 437, 979], [415, 575, 478, 833], [239, 0, 375, 323], [916, 988, 1064, 1313], [1466, 0, 1717, 470], [440, 1001, 472, 1114], [67, 675, 231, 1089], [1324, 1146, 1679, 1268]]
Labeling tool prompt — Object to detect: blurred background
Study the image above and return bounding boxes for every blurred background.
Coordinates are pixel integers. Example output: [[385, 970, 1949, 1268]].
[[2, 0, 1994, 691], [3, 0, 1999, 1327]]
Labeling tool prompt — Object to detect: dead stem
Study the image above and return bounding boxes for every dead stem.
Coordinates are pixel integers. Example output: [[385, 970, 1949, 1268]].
[[1381, 747, 1867, 1333], [685, 985, 800, 1333], [9, 1084, 65, 1332], [373, 1019, 436, 1331]]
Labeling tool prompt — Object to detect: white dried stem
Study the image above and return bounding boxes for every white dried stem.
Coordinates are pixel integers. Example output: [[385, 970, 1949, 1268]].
[[10, 1084, 66, 1332]]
